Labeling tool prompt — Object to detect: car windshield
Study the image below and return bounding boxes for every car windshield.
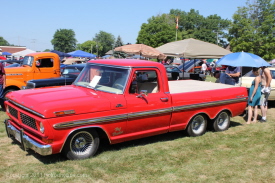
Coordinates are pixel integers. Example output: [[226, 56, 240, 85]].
[[74, 64, 130, 94], [62, 66, 84, 76], [22, 56, 34, 66]]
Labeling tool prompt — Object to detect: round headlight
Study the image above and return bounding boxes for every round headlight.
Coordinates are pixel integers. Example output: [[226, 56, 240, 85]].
[[40, 122, 45, 133]]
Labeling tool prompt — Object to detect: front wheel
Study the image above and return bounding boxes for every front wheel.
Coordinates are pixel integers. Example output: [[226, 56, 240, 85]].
[[186, 114, 207, 137], [213, 111, 230, 132], [3, 89, 17, 100], [62, 129, 100, 160]]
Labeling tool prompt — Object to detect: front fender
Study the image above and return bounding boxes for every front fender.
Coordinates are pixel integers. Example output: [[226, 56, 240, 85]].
[[5, 79, 26, 90]]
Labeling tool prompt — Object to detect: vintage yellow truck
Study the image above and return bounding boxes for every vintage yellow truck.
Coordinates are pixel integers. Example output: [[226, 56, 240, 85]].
[[4, 52, 61, 96]]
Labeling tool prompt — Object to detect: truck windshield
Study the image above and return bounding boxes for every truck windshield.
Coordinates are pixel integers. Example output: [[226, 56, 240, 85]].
[[22, 56, 34, 66], [74, 64, 130, 94]]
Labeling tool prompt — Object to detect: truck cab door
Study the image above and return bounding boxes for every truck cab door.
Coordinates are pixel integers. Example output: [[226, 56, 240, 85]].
[[33, 58, 60, 79], [124, 69, 172, 139]]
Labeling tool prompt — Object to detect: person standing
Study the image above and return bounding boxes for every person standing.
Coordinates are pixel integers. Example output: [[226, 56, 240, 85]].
[[0, 62, 6, 111], [210, 60, 217, 77], [225, 66, 241, 85], [247, 68, 262, 124], [259, 66, 272, 122], [201, 60, 207, 75]]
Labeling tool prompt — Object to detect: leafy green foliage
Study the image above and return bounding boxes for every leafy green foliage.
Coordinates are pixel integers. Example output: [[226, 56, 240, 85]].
[[76, 40, 97, 55], [92, 31, 115, 57], [228, 0, 275, 60], [170, 9, 231, 47], [137, 14, 175, 48], [51, 29, 77, 53], [137, 10, 230, 48], [0, 36, 10, 46]]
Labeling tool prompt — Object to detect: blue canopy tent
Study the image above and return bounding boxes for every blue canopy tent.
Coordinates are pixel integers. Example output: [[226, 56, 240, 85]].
[[50, 50, 71, 57], [67, 50, 96, 58], [2, 51, 11, 56]]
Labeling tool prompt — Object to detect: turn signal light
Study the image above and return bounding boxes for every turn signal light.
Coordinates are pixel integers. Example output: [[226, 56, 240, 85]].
[[54, 110, 75, 116], [42, 137, 53, 144]]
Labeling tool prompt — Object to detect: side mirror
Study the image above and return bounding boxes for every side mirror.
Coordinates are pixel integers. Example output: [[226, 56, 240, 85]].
[[136, 90, 148, 98]]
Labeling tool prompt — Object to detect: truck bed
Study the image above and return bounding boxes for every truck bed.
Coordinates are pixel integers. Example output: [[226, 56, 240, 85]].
[[168, 80, 235, 94]]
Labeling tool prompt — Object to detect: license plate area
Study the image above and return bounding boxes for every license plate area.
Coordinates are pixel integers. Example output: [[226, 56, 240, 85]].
[[14, 130, 22, 143]]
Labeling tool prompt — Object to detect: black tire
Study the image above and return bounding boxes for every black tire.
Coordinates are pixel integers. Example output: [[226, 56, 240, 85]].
[[3, 89, 17, 100], [186, 114, 207, 137], [62, 129, 100, 160], [213, 111, 230, 132]]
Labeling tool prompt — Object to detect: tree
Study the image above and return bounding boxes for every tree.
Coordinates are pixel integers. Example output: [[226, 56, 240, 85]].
[[0, 36, 10, 46], [113, 35, 127, 58], [137, 14, 175, 48], [51, 29, 77, 53], [170, 9, 231, 47], [76, 40, 97, 54], [136, 10, 230, 49], [115, 35, 124, 47], [228, 0, 275, 60], [92, 31, 115, 57]]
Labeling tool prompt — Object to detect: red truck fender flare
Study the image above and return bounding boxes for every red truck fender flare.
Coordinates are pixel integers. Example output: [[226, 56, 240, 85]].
[[59, 126, 111, 153]]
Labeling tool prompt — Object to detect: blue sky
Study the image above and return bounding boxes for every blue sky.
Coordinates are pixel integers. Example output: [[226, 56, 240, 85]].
[[2, 0, 247, 52]]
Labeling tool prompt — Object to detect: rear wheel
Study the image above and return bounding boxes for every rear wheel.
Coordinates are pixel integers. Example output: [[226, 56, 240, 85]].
[[187, 114, 207, 137], [213, 111, 230, 132], [62, 129, 100, 160]]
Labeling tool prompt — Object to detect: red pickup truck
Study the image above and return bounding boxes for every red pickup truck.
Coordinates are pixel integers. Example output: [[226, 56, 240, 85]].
[[4, 59, 248, 160]]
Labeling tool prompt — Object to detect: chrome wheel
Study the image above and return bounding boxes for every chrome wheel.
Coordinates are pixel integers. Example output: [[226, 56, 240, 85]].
[[62, 129, 99, 160], [187, 114, 207, 137], [213, 112, 230, 132], [70, 131, 94, 156]]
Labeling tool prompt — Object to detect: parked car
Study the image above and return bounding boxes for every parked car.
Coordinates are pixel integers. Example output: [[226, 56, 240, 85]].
[[1, 60, 23, 67], [23, 64, 86, 89], [165, 65, 206, 81], [5, 63, 22, 68], [240, 67, 275, 100]]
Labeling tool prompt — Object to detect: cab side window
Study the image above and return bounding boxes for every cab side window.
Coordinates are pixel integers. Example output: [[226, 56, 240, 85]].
[[129, 70, 159, 94], [36, 58, 53, 68]]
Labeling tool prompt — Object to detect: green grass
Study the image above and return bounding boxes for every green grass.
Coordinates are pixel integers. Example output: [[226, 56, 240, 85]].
[[1, 101, 275, 182], [205, 75, 217, 82]]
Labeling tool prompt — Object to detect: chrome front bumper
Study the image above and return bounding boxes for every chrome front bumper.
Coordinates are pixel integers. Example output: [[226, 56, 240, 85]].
[[4, 119, 52, 156]]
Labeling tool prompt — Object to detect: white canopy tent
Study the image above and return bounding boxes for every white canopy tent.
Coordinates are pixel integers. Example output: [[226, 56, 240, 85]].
[[12, 49, 36, 56], [156, 38, 231, 58]]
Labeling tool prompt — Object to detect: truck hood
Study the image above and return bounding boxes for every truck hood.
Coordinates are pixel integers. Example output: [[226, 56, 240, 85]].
[[7, 85, 111, 118], [5, 66, 31, 74]]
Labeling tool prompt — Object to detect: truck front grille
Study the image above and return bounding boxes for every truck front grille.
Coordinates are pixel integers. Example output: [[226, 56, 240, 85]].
[[20, 113, 37, 130], [8, 106, 18, 119]]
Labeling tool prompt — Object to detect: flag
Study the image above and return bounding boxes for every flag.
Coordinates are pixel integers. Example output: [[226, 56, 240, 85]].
[[176, 16, 179, 29]]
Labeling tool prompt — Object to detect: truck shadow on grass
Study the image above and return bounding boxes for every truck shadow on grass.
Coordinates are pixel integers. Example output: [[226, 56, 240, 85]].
[[19, 120, 243, 164]]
